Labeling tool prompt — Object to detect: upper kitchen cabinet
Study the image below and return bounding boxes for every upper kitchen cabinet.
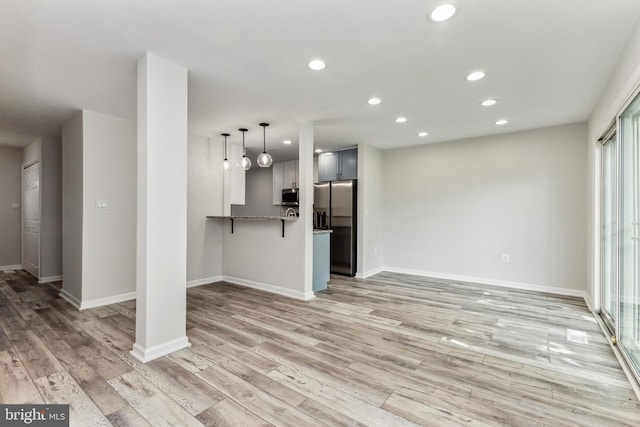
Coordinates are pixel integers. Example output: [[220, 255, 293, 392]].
[[317, 148, 358, 182], [272, 159, 299, 205], [223, 143, 245, 215]]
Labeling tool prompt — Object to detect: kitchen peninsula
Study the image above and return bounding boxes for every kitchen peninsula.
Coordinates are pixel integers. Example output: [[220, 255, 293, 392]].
[[207, 215, 297, 237]]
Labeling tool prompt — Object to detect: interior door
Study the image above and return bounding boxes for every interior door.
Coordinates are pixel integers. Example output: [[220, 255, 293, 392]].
[[22, 162, 40, 279]]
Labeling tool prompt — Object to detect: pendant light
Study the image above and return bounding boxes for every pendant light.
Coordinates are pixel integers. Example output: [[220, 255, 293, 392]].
[[221, 133, 232, 171], [257, 122, 273, 168], [237, 128, 251, 170]]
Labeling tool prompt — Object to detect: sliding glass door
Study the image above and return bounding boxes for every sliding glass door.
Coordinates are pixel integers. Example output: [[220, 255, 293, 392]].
[[600, 93, 640, 380], [619, 95, 640, 373], [601, 132, 617, 333]]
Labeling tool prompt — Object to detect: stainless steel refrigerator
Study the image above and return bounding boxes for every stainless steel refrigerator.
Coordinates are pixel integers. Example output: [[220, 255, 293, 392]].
[[314, 180, 357, 276]]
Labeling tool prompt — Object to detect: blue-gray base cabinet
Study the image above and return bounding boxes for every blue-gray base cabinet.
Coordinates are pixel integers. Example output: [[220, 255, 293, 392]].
[[313, 230, 331, 292]]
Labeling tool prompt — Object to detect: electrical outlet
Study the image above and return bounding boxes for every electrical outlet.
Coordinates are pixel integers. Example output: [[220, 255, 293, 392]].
[[374, 246, 377, 254], [11, 202, 20, 209], [95, 200, 108, 209], [502, 253, 510, 263]]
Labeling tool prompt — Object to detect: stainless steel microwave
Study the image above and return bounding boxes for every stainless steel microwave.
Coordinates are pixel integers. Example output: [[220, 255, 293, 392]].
[[281, 188, 299, 206]]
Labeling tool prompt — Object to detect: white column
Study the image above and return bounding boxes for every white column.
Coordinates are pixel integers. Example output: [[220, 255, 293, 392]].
[[131, 53, 190, 363], [299, 122, 314, 296]]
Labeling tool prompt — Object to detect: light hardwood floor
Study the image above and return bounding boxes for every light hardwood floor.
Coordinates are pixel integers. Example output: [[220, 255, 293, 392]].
[[1, 270, 639, 426]]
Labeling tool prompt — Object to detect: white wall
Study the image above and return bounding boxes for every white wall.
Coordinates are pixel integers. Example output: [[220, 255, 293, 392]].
[[187, 134, 223, 284], [61, 113, 84, 303], [587, 18, 640, 307], [382, 122, 588, 294], [82, 111, 136, 302], [0, 146, 23, 268], [231, 166, 282, 217], [357, 144, 384, 277], [61, 110, 136, 307], [40, 137, 62, 280]]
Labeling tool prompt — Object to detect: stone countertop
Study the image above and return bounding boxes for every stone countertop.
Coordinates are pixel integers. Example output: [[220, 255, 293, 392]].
[[207, 215, 298, 221]]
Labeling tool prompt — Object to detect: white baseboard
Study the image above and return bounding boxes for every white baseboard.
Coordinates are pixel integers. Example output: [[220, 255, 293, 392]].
[[583, 291, 594, 312], [223, 275, 315, 301], [0, 264, 22, 271], [381, 267, 587, 299], [187, 275, 223, 288], [39, 275, 63, 284], [59, 289, 82, 309], [80, 292, 137, 310], [130, 336, 191, 363], [355, 266, 385, 279]]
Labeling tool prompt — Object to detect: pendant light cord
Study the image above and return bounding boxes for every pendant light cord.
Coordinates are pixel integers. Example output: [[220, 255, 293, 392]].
[[221, 133, 230, 159]]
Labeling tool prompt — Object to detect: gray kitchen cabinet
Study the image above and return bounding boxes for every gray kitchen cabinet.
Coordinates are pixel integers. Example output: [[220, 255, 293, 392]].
[[283, 159, 299, 189], [339, 148, 358, 180], [272, 159, 299, 205], [272, 161, 284, 205], [317, 148, 357, 182]]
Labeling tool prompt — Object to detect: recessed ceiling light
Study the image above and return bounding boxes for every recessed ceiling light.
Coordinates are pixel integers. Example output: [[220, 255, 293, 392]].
[[367, 97, 382, 105], [308, 59, 326, 71], [495, 119, 509, 126], [429, 3, 456, 22], [481, 99, 497, 107], [418, 131, 429, 137], [283, 140, 292, 145], [315, 148, 323, 153], [466, 71, 485, 81], [395, 117, 407, 123]]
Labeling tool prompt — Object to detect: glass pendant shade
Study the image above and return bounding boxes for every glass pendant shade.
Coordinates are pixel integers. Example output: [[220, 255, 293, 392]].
[[257, 152, 273, 167], [239, 155, 251, 170], [258, 122, 272, 168], [221, 133, 232, 171], [238, 128, 251, 171]]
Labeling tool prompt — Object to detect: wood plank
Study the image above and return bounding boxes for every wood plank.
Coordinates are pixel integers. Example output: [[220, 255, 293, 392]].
[[115, 351, 226, 416], [0, 349, 44, 404], [267, 365, 418, 427], [108, 370, 205, 427], [196, 363, 325, 427], [64, 361, 128, 415], [34, 370, 112, 426], [382, 391, 494, 427], [196, 398, 272, 427], [10, 329, 65, 379], [106, 405, 153, 427]]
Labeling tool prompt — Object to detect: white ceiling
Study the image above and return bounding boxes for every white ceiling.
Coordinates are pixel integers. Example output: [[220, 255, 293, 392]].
[[1, 0, 639, 161]]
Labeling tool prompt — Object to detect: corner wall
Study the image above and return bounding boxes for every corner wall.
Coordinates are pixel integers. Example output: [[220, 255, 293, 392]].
[[0, 146, 23, 268], [40, 137, 62, 281], [187, 134, 223, 285], [82, 111, 136, 303], [382, 122, 588, 295], [61, 110, 137, 308], [357, 144, 384, 277], [61, 113, 84, 304]]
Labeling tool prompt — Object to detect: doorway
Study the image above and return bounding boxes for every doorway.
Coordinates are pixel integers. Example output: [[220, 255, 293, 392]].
[[22, 162, 40, 279]]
